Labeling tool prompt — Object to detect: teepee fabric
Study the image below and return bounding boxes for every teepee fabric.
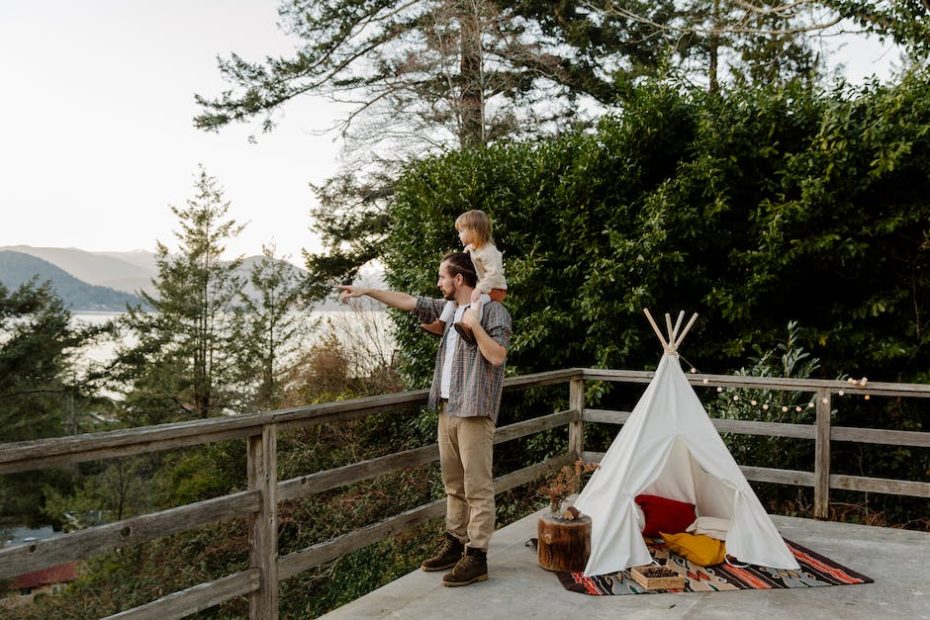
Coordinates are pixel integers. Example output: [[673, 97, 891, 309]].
[[574, 341, 800, 576]]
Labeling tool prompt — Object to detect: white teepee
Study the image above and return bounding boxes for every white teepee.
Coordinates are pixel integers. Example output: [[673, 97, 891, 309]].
[[574, 310, 800, 576]]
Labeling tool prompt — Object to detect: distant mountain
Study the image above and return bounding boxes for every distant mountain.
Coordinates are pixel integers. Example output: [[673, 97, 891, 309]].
[[0, 246, 156, 296], [0, 251, 147, 311], [96, 250, 158, 273], [0, 245, 384, 311]]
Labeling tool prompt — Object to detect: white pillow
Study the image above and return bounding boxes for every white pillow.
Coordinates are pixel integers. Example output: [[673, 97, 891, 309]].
[[686, 516, 730, 541], [635, 503, 646, 531]]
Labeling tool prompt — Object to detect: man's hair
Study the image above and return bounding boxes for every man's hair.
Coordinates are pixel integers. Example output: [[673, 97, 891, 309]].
[[455, 209, 494, 247], [442, 251, 478, 288]]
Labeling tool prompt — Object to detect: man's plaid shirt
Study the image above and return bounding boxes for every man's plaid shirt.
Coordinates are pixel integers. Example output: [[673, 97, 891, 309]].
[[412, 297, 512, 424]]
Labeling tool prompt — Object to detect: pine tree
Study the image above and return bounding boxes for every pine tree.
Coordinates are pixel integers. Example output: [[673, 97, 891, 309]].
[[117, 167, 245, 424], [233, 245, 310, 411], [0, 279, 108, 526], [0, 280, 103, 442]]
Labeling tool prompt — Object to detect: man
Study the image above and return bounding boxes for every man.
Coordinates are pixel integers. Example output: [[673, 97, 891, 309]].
[[338, 251, 512, 587]]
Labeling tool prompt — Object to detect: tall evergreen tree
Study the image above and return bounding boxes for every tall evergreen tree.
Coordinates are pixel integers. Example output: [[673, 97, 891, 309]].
[[234, 245, 309, 411], [194, 0, 649, 295], [194, 0, 627, 150], [0, 280, 104, 442], [117, 168, 245, 424], [0, 280, 108, 526]]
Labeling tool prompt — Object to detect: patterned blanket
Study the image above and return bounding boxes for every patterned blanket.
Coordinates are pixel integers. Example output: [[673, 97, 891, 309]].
[[555, 538, 872, 595]]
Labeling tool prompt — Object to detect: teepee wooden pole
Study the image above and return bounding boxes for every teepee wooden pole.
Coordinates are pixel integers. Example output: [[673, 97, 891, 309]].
[[643, 309, 669, 350], [674, 313, 699, 349], [673, 311, 685, 340], [665, 313, 675, 346]]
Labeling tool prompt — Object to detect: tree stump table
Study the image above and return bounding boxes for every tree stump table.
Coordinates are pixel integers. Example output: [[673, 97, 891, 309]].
[[537, 513, 592, 572]]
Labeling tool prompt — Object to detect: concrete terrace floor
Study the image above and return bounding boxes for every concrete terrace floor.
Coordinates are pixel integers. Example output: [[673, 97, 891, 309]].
[[320, 510, 930, 620]]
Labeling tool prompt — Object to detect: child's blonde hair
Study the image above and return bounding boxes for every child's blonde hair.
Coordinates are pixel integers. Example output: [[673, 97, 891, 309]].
[[455, 209, 494, 247]]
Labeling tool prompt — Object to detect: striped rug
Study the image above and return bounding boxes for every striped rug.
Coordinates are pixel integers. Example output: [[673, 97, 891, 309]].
[[556, 539, 872, 595]]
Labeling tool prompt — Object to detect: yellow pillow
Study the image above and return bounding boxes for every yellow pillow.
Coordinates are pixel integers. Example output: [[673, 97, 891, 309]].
[[660, 532, 727, 567]]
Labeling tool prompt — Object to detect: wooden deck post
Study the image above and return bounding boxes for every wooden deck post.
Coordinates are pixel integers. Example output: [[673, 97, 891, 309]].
[[814, 389, 831, 520], [569, 376, 584, 462], [248, 424, 278, 620]]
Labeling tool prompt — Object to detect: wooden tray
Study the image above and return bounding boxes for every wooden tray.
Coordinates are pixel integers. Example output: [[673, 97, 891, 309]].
[[630, 565, 685, 590]]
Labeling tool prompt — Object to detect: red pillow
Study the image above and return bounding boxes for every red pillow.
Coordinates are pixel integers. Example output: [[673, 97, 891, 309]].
[[635, 494, 697, 538]]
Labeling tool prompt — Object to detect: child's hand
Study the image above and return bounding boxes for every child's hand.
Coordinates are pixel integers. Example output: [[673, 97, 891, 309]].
[[470, 289, 481, 305]]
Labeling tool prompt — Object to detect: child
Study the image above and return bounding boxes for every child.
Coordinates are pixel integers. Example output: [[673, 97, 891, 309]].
[[420, 210, 507, 344]]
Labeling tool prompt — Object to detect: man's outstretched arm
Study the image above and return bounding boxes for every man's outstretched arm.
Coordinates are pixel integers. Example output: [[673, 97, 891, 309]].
[[337, 285, 417, 312]]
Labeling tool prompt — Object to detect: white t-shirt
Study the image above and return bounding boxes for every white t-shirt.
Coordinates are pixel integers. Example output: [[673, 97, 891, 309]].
[[439, 304, 468, 399]]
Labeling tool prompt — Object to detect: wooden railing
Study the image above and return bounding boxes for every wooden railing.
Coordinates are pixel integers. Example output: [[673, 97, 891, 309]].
[[1, 367, 928, 619]]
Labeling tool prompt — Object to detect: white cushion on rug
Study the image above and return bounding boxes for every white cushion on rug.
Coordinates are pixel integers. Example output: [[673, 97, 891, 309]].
[[687, 516, 730, 541]]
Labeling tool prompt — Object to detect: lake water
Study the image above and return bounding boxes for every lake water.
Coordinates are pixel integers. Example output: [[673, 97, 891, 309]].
[[72, 306, 397, 380]]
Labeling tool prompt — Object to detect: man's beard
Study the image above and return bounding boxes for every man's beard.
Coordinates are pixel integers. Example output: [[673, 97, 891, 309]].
[[442, 287, 456, 301]]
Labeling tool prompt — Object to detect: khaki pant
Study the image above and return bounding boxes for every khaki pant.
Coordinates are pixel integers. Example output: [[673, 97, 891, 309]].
[[438, 406, 495, 550]]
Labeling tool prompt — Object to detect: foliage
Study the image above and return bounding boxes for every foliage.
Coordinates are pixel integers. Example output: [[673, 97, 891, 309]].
[[597, 0, 825, 92], [0, 279, 113, 527], [43, 458, 151, 528], [0, 280, 110, 441], [385, 72, 930, 388], [538, 460, 599, 514], [708, 320, 828, 472], [827, 0, 930, 59]]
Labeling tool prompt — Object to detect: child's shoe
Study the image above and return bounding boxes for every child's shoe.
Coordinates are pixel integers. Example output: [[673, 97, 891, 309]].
[[420, 320, 445, 337], [453, 322, 476, 344]]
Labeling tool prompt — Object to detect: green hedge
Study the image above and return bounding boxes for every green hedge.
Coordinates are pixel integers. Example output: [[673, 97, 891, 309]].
[[385, 73, 930, 386]]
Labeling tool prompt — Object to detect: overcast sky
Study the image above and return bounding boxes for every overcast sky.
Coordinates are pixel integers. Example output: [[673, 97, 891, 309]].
[[1, 0, 347, 264], [0, 2, 902, 265]]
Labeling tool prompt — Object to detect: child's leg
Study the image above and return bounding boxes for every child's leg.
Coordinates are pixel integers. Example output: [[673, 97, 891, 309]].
[[420, 300, 455, 337], [470, 293, 491, 322]]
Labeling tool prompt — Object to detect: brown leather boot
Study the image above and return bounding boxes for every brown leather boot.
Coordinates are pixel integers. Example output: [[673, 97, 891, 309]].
[[453, 321, 476, 344], [442, 546, 488, 587], [420, 532, 464, 572], [420, 320, 446, 337]]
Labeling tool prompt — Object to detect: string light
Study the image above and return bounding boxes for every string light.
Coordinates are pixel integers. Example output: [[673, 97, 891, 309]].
[[708, 372, 871, 416]]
